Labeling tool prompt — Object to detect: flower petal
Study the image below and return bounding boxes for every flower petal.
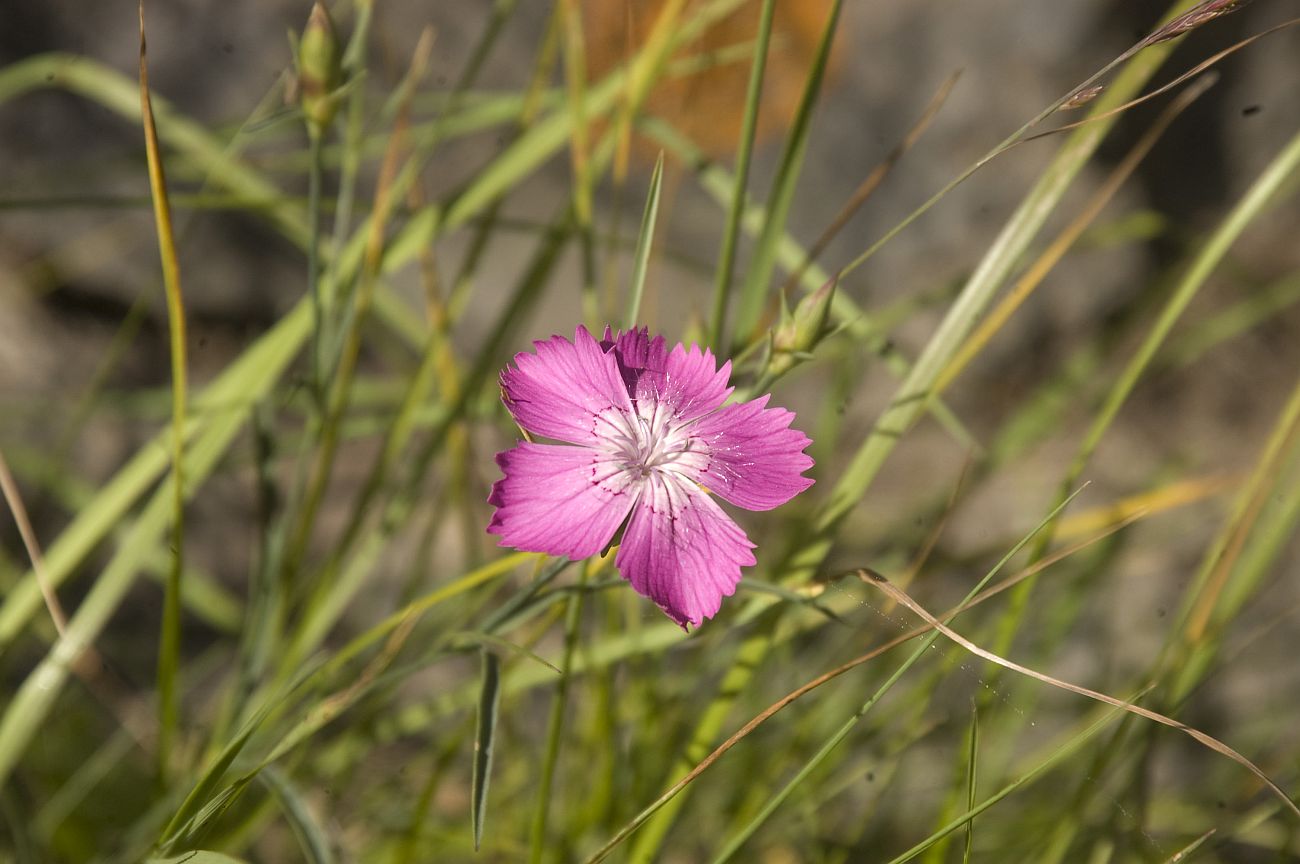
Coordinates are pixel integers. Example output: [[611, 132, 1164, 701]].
[[487, 442, 637, 559], [606, 327, 734, 421], [685, 395, 814, 510], [500, 326, 633, 445], [614, 472, 756, 628]]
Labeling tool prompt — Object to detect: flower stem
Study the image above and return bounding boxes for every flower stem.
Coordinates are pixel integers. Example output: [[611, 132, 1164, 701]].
[[529, 563, 589, 863], [307, 127, 325, 409]]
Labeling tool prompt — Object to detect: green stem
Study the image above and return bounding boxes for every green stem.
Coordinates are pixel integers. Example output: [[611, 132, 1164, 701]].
[[140, 26, 189, 787], [307, 128, 326, 407], [706, 0, 776, 351], [528, 565, 588, 863]]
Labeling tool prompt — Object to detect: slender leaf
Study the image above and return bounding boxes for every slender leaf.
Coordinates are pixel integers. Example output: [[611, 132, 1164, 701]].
[[624, 151, 665, 328], [730, 0, 843, 349], [964, 704, 979, 864], [138, 2, 190, 785], [261, 766, 335, 864], [708, 0, 777, 349], [472, 650, 502, 851]]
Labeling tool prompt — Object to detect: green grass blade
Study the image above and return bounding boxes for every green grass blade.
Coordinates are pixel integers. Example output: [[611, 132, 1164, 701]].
[[138, 6, 190, 787], [623, 151, 665, 328], [796, 18, 1193, 582], [0, 787, 36, 864], [1063, 124, 1300, 541], [261, 766, 336, 864], [707, 489, 1085, 863], [0, 303, 308, 790], [0, 54, 308, 245], [1163, 270, 1300, 368], [528, 563, 589, 863], [964, 704, 979, 864], [883, 701, 1134, 864], [451, 632, 561, 674], [995, 123, 1300, 657], [730, 0, 842, 350], [472, 650, 502, 852], [707, 0, 776, 350], [644, 117, 976, 451], [158, 705, 270, 850], [1164, 370, 1300, 701], [624, 612, 781, 864]]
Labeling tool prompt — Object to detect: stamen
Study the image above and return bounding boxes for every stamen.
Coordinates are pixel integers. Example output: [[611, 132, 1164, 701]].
[[597, 399, 703, 481]]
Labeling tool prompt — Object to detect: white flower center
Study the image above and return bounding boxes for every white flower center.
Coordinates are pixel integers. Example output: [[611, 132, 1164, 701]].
[[599, 401, 703, 480]]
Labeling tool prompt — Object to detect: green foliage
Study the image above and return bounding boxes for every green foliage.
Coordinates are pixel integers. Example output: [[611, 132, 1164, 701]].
[[1, 1, 1298, 862]]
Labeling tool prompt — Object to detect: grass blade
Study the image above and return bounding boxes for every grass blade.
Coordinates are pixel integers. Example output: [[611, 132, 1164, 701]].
[[472, 650, 502, 851], [138, 0, 190, 786], [158, 706, 269, 851], [777, 71, 959, 303], [0, 449, 67, 635], [883, 700, 1140, 864], [798, 9, 1198, 581], [1163, 829, 1215, 863], [0, 302, 307, 790], [527, 562, 590, 863], [935, 73, 1216, 397], [964, 704, 979, 864], [261, 766, 335, 864], [623, 151, 665, 328], [704, 490, 1088, 863], [993, 122, 1300, 660], [707, 0, 776, 350], [865, 572, 1300, 820], [730, 0, 843, 350]]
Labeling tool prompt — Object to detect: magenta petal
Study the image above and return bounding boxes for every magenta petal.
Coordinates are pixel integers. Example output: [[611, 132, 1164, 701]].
[[614, 473, 756, 628], [487, 442, 637, 559], [608, 328, 733, 421], [686, 395, 814, 511], [500, 326, 633, 444]]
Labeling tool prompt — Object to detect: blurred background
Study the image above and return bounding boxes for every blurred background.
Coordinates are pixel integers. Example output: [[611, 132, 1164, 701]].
[[2, 0, 1299, 861], [4, 0, 1299, 533]]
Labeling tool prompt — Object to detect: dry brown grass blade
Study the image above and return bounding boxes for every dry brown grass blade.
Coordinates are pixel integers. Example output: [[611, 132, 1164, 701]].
[[1054, 473, 1238, 541], [861, 570, 1300, 821], [0, 452, 153, 752], [364, 30, 434, 277], [583, 513, 1142, 863], [0, 449, 67, 636], [778, 70, 960, 300], [1031, 16, 1300, 146]]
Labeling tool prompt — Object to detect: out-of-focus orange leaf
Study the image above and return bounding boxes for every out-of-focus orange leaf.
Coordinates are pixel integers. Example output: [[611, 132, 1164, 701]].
[[582, 0, 839, 159]]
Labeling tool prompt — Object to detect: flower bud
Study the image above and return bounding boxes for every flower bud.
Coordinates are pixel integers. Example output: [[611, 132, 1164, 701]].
[[765, 274, 837, 378], [296, 2, 342, 134]]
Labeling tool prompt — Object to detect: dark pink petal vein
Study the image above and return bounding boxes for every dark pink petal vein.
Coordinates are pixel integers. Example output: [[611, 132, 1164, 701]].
[[488, 325, 814, 628]]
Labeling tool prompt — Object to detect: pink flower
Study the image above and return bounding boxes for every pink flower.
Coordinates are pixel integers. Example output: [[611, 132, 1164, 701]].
[[487, 325, 815, 628]]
